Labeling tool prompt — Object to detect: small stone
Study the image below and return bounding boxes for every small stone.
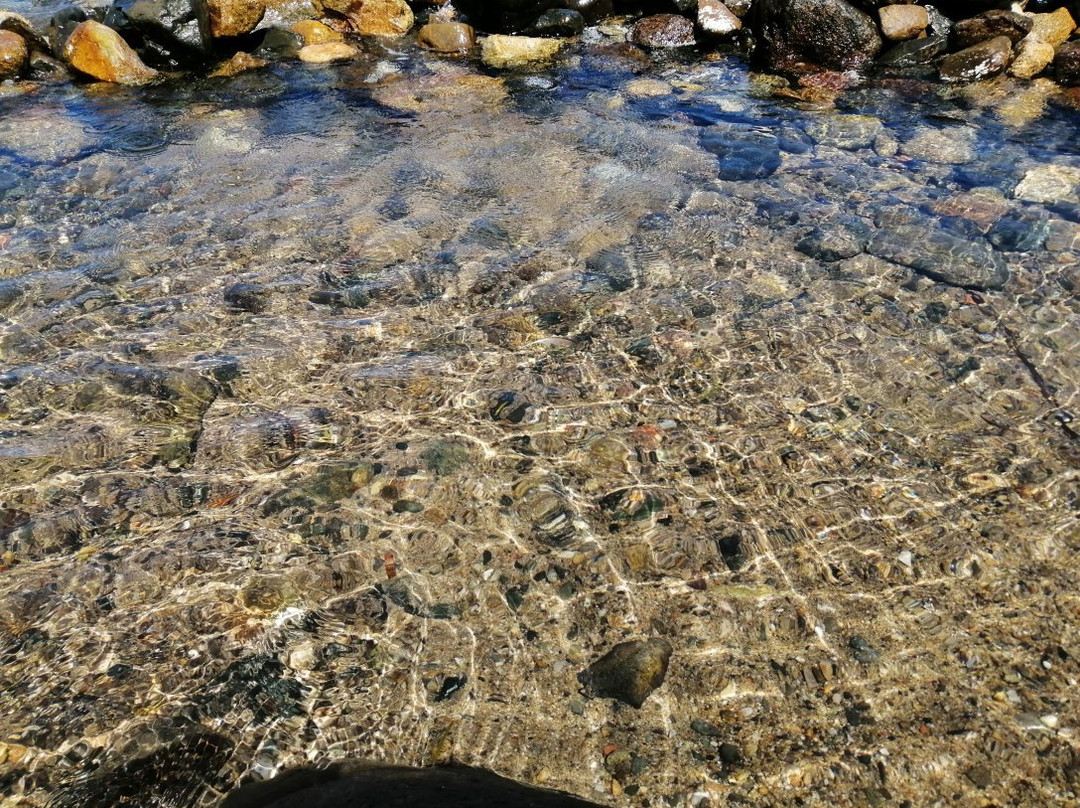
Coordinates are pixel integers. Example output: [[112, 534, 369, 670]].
[[481, 35, 562, 68], [902, 125, 976, 164], [940, 35, 1012, 83], [291, 19, 344, 44], [1009, 36, 1055, 79], [1055, 41, 1080, 87], [526, 8, 584, 37], [849, 635, 881, 664], [62, 20, 159, 85], [416, 21, 475, 53], [965, 765, 993, 788], [628, 14, 695, 48], [299, 41, 359, 61], [878, 4, 928, 41], [1027, 7, 1075, 48], [578, 638, 673, 709], [254, 26, 304, 58], [697, 0, 741, 37], [0, 30, 28, 80], [954, 9, 1032, 49], [209, 50, 269, 75], [347, 0, 414, 37], [207, 0, 265, 36]]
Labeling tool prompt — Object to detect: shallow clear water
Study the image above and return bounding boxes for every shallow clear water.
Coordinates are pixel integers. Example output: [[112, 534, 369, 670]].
[[1, 21, 1079, 808]]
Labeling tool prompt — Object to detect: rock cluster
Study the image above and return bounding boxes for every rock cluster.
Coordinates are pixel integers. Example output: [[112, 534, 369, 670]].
[[0, 0, 1076, 87]]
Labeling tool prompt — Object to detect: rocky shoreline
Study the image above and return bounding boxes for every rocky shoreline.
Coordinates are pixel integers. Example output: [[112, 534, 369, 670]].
[[0, 0, 1078, 94]]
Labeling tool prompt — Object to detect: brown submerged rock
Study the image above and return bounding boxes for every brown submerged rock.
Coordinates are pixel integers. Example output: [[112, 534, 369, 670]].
[[939, 35, 1012, 83], [62, 20, 159, 85], [207, 0, 266, 37], [417, 21, 475, 53], [0, 29, 27, 79], [629, 14, 695, 48], [578, 638, 673, 708]]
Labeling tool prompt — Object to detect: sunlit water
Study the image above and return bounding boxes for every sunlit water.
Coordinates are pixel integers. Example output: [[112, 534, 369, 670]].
[[1, 17, 1079, 808]]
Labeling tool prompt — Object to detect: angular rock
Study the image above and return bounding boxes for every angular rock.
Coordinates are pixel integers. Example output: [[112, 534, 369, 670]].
[[878, 4, 926, 41], [939, 35, 1012, 82], [578, 638, 673, 709], [698, 0, 741, 36], [796, 216, 871, 261], [338, 0, 413, 36], [700, 125, 781, 180], [207, 0, 265, 37], [954, 9, 1032, 49], [752, 0, 881, 71], [1027, 7, 1075, 48], [291, 19, 343, 44], [208, 49, 269, 74], [480, 34, 562, 68], [298, 40, 357, 60], [127, 0, 214, 57], [525, 8, 584, 37], [805, 113, 883, 149], [1014, 164, 1080, 203], [0, 30, 27, 80], [1056, 41, 1080, 86], [62, 20, 160, 84], [629, 14, 695, 47], [867, 210, 1010, 290], [1008, 35, 1054, 78], [416, 21, 474, 53]]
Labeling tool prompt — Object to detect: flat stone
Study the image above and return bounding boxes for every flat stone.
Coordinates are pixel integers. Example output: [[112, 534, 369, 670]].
[[208, 50, 269, 75], [939, 35, 1012, 83], [207, 0, 265, 37], [1056, 41, 1080, 86], [299, 41, 358, 61], [1008, 36, 1054, 79], [578, 638, 673, 708], [62, 20, 160, 85], [291, 20, 343, 44], [878, 4, 927, 41], [1014, 164, 1080, 203], [416, 21, 474, 53], [1027, 7, 1075, 48], [480, 34, 562, 68], [628, 14, 695, 48], [901, 125, 976, 164], [0, 30, 28, 80], [954, 9, 1032, 49], [698, 0, 741, 37], [525, 8, 584, 37]]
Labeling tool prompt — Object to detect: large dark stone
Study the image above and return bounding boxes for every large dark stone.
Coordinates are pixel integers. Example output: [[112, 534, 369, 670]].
[[953, 9, 1032, 49], [452, 0, 609, 32], [578, 638, 673, 708], [525, 7, 585, 36], [1056, 41, 1080, 87], [221, 763, 605, 808], [751, 0, 882, 71], [700, 125, 782, 180]]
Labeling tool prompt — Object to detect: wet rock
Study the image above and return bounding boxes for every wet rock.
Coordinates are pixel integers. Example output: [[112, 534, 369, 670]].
[[224, 282, 272, 312], [1009, 36, 1054, 78], [700, 125, 781, 180], [1027, 7, 1075, 48], [877, 3, 949, 66], [207, 0, 265, 37], [698, 0, 741, 37], [420, 440, 470, 476], [299, 40, 358, 61], [1056, 41, 1080, 86], [209, 49, 269, 74], [988, 209, 1050, 252], [525, 8, 584, 37], [481, 34, 562, 68], [62, 20, 160, 84], [867, 209, 1009, 290], [901, 124, 975, 163], [0, 11, 48, 52], [954, 9, 1032, 49], [196, 653, 307, 721], [417, 21, 475, 53], [628, 14, 695, 48], [491, 391, 533, 423], [0, 30, 27, 79], [27, 50, 69, 79], [584, 248, 636, 291], [805, 113, 882, 149], [939, 35, 1012, 83], [127, 0, 213, 59], [849, 635, 880, 663], [1014, 164, 1080, 203], [752, 0, 881, 71], [220, 762, 605, 808], [338, 0, 414, 37], [292, 19, 342, 43], [796, 217, 870, 261], [877, 3, 926, 41], [514, 475, 578, 546], [579, 638, 673, 708], [254, 25, 304, 57], [380, 576, 461, 619]]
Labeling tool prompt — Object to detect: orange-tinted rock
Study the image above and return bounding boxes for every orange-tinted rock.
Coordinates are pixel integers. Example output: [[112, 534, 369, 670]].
[[0, 30, 28, 79], [207, 0, 265, 37], [291, 19, 343, 44], [338, 0, 413, 37], [62, 20, 159, 85], [209, 50, 269, 75], [298, 40, 357, 60], [416, 21, 474, 53]]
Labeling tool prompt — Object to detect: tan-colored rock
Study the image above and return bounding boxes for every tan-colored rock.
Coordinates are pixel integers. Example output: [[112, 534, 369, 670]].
[[298, 40, 357, 61], [207, 0, 266, 37], [62, 21, 159, 85], [0, 29, 27, 80], [291, 19, 343, 44], [343, 0, 413, 37], [481, 34, 562, 68], [878, 4, 928, 41], [698, 0, 741, 37], [209, 50, 269, 76], [1008, 36, 1054, 79], [416, 21, 474, 53], [1027, 7, 1075, 48]]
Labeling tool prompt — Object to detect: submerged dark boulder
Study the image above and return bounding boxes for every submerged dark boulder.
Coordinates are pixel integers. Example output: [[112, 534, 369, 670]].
[[751, 0, 882, 71]]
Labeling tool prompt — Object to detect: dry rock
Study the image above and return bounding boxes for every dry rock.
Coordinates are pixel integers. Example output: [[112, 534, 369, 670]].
[[1008, 35, 1054, 79], [1056, 40, 1080, 86], [481, 34, 562, 68], [0, 29, 27, 80], [416, 21, 474, 53], [0, 11, 49, 52], [1027, 7, 1075, 48], [291, 19, 343, 43], [698, 0, 741, 37], [878, 4, 927, 41], [62, 20, 159, 85], [298, 40, 357, 60], [207, 0, 265, 37]]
